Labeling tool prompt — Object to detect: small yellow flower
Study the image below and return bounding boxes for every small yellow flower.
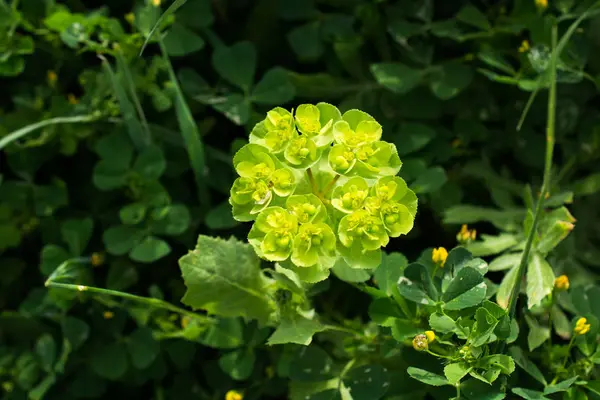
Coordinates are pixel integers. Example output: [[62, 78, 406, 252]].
[[457, 224, 477, 243], [432, 247, 448, 267], [103, 311, 114, 320], [425, 330, 436, 343], [412, 334, 429, 352], [554, 275, 569, 291], [574, 317, 591, 336], [68, 94, 79, 105], [152, 0, 161, 6], [519, 40, 530, 53], [47, 70, 57, 86], [91, 252, 104, 267], [535, 0, 548, 9], [125, 13, 135, 24], [225, 390, 243, 400]]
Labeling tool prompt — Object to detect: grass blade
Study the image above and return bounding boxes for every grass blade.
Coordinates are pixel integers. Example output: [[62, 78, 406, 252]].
[[139, 0, 188, 56], [115, 48, 151, 140], [0, 114, 98, 151], [159, 38, 210, 209], [99, 55, 151, 149]]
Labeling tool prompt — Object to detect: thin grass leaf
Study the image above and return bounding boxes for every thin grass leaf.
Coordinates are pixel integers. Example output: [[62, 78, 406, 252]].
[[159, 38, 210, 210], [0, 114, 98, 151], [115, 49, 151, 141], [139, 0, 188, 56], [100, 55, 151, 149]]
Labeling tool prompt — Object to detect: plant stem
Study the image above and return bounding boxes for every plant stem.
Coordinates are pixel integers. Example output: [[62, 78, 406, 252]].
[[322, 174, 341, 197], [45, 280, 213, 323], [307, 168, 318, 194], [552, 335, 575, 384], [506, 25, 558, 321]]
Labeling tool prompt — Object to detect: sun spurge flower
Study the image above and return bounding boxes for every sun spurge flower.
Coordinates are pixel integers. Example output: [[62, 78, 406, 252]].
[[230, 104, 418, 281]]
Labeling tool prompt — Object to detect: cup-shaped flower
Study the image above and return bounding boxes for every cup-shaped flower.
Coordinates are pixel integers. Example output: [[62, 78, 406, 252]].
[[233, 144, 276, 179], [338, 210, 389, 251], [333, 109, 382, 148], [291, 222, 336, 268], [367, 177, 417, 237], [294, 102, 341, 147], [286, 194, 327, 224], [329, 144, 357, 175], [230, 177, 273, 221], [352, 141, 402, 178], [248, 207, 298, 261], [284, 134, 321, 169], [249, 107, 296, 154], [370, 176, 418, 215], [269, 168, 296, 197], [331, 176, 370, 214]]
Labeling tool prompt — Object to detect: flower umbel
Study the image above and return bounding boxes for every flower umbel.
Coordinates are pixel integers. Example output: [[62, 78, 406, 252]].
[[574, 317, 591, 336], [554, 275, 570, 291], [432, 247, 448, 267]]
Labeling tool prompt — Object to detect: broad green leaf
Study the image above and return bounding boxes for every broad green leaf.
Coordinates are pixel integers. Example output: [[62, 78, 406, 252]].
[[511, 388, 550, 400], [163, 23, 204, 56], [496, 266, 518, 310], [267, 312, 325, 346], [370, 63, 422, 94], [218, 349, 256, 380], [212, 41, 256, 91], [61, 218, 93, 256], [509, 346, 547, 385], [342, 365, 390, 400], [410, 167, 447, 194], [443, 267, 486, 310], [40, 245, 70, 276], [92, 161, 129, 190], [103, 225, 144, 256], [212, 93, 251, 125], [368, 298, 403, 326], [127, 327, 160, 369], [526, 253, 555, 309], [390, 318, 423, 341], [120, 203, 147, 225], [407, 367, 450, 386], [150, 204, 191, 235], [488, 253, 521, 272], [90, 342, 129, 380], [478, 354, 514, 375], [394, 123, 436, 156], [106, 262, 138, 291], [429, 63, 473, 100], [198, 317, 244, 349], [62, 317, 89, 350], [179, 235, 277, 325], [429, 312, 456, 333], [288, 346, 334, 382], [287, 22, 323, 60], [95, 132, 134, 167], [251, 67, 295, 105], [573, 172, 600, 196], [466, 234, 518, 257], [544, 376, 578, 395], [374, 252, 408, 296], [584, 381, 600, 396], [206, 201, 239, 230], [471, 307, 498, 347], [398, 262, 438, 305], [444, 363, 471, 385], [35, 334, 56, 373], [129, 236, 171, 263], [332, 260, 371, 283], [526, 315, 550, 351], [133, 144, 166, 180], [456, 4, 490, 30]]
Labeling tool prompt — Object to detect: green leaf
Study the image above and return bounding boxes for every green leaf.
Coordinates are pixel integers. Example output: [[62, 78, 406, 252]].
[[119, 203, 147, 225], [509, 346, 547, 385], [544, 376, 578, 395], [429, 64, 473, 100], [456, 4, 490, 30], [133, 144, 166, 180], [35, 334, 56, 373], [62, 317, 89, 350], [106, 262, 138, 291], [179, 235, 277, 325], [287, 22, 323, 60], [218, 349, 256, 380], [374, 252, 408, 296], [92, 161, 129, 190], [526, 253, 555, 309], [390, 318, 423, 341], [206, 201, 239, 230], [140, 0, 188, 55], [163, 23, 204, 56], [342, 365, 390, 400], [584, 381, 600, 396], [370, 63, 422, 94], [212, 41, 256, 91], [526, 315, 550, 351], [466, 234, 519, 257], [407, 367, 450, 386], [40, 245, 70, 276], [411, 167, 447, 194], [332, 260, 371, 283], [213, 93, 251, 125], [129, 236, 171, 263], [394, 123, 436, 156], [288, 346, 334, 382], [127, 327, 160, 369], [251, 67, 296, 105], [90, 342, 129, 380], [95, 132, 134, 167], [198, 317, 244, 349], [444, 363, 471, 385], [573, 172, 600, 196], [429, 312, 456, 333], [496, 266, 518, 310], [61, 218, 93, 256], [398, 262, 438, 305], [368, 298, 403, 326], [511, 388, 550, 400], [489, 253, 521, 272], [443, 267, 486, 310], [267, 312, 325, 346], [471, 307, 499, 347], [103, 225, 144, 256], [150, 204, 191, 235]]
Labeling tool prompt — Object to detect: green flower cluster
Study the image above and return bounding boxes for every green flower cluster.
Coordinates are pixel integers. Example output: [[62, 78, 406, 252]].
[[229, 103, 417, 279]]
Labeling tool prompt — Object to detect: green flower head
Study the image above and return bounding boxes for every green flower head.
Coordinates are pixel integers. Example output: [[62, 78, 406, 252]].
[[338, 209, 389, 251], [284, 134, 321, 169], [230, 177, 273, 221], [331, 176, 370, 214], [233, 143, 275, 179], [292, 222, 336, 268], [286, 194, 327, 224], [333, 109, 382, 148], [250, 107, 296, 154], [294, 102, 341, 147], [248, 207, 298, 261]]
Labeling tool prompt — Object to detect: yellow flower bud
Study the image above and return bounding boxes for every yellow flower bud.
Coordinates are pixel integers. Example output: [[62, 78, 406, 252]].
[[125, 13, 135, 24], [91, 252, 104, 267], [103, 311, 114, 320], [47, 70, 57, 86], [225, 390, 243, 400], [457, 224, 476, 243], [554, 275, 569, 291], [574, 317, 591, 336], [519, 40, 530, 53], [412, 334, 429, 351], [432, 247, 448, 267], [535, 0, 548, 9], [425, 330, 436, 343], [152, 0, 161, 6]]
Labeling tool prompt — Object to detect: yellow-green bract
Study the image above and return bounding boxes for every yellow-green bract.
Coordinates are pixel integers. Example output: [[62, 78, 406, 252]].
[[230, 103, 418, 278]]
